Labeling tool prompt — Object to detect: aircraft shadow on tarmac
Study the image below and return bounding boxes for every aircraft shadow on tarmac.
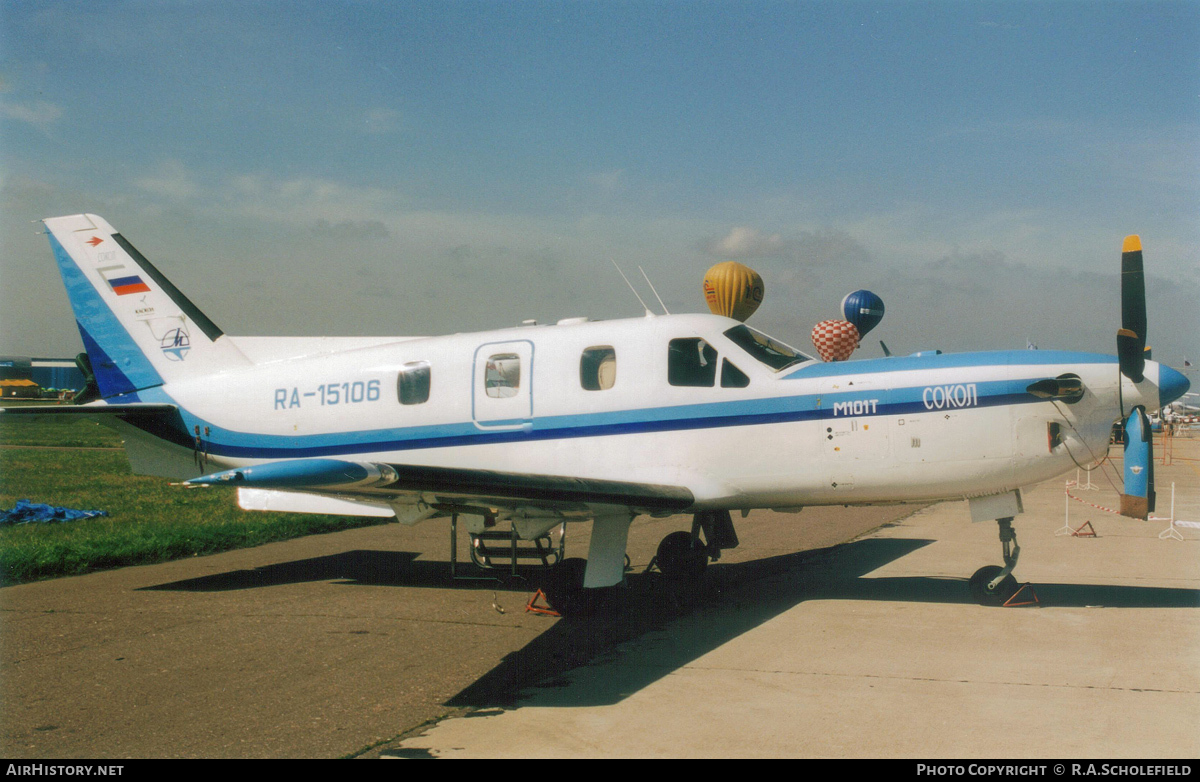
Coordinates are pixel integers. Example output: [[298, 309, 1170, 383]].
[[140, 536, 1199, 709], [138, 549, 538, 592], [448, 536, 1200, 710]]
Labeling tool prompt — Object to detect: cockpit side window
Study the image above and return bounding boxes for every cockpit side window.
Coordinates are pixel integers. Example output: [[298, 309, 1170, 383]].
[[721, 359, 750, 388], [668, 338, 718, 387], [723, 324, 811, 371]]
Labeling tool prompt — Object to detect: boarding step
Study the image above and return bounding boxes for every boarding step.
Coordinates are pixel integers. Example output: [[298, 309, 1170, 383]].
[[469, 529, 561, 571], [449, 515, 565, 580]]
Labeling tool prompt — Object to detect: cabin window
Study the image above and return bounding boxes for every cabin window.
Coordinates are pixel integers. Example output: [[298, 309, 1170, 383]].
[[397, 361, 431, 405], [484, 353, 521, 398], [668, 338, 718, 387], [580, 346, 617, 391], [721, 359, 750, 388]]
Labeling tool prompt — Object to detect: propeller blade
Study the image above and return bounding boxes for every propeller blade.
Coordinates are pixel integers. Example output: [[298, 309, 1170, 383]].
[[1117, 329, 1146, 383], [1118, 235, 1147, 382], [1120, 405, 1155, 519]]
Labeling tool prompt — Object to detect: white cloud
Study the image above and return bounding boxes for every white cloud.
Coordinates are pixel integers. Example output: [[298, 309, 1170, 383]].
[[361, 107, 402, 136], [133, 160, 199, 201], [707, 226, 785, 258], [587, 169, 627, 194], [0, 99, 63, 129], [213, 172, 407, 228], [6, 150, 1193, 366]]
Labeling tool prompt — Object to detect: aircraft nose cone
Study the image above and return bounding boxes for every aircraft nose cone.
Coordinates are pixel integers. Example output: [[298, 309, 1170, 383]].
[[1160, 363, 1191, 406]]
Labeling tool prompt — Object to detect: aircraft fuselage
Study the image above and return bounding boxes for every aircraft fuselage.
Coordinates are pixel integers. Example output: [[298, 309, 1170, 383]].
[[115, 312, 1155, 512]]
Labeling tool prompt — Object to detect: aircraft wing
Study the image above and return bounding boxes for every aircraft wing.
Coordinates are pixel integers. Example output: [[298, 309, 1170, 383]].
[[186, 458, 696, 517]]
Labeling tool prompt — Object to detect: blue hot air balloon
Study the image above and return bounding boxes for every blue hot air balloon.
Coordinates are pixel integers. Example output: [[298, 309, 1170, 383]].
[[841, 290, 885, 337]]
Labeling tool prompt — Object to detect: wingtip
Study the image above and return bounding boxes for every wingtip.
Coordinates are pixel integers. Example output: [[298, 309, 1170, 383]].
[[1123, 235, 1142, 253]]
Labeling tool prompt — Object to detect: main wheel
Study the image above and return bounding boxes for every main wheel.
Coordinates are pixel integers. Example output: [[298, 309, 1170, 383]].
[[655, 531, 708, 582], [541, 558, 588, 616], [969, 565, 1017, 606]]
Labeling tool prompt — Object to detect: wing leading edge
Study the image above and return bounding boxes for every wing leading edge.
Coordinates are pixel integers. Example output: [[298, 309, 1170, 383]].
[[186, 457, 696, 516]]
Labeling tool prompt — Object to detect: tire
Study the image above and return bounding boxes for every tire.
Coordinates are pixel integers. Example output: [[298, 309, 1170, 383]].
[[541, 558, 588, 616], [655, 531, 708, 582], [969, 565, 1017, 606]]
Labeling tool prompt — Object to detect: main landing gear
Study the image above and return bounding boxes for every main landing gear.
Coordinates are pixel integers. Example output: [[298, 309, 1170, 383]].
[[540, 510, 740, 616], [653, 510, 740, 582], [969, 516, 1020, 606]]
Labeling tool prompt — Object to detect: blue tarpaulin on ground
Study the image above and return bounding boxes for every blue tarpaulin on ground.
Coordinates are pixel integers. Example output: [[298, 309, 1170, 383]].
[[0, 499, 109, 525]]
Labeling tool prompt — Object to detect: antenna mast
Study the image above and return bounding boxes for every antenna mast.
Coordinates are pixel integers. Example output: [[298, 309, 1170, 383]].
[[639, 266, 670, 315], [611, 259, 653, 316]]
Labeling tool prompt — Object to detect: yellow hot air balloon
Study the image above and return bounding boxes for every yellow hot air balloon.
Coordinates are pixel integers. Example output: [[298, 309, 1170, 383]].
[[703, 261, 764, 322]]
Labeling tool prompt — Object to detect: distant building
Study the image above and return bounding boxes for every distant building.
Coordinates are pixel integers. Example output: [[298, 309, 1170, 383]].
[[0, 378, 42, 399], [0, 357, 86, 394]]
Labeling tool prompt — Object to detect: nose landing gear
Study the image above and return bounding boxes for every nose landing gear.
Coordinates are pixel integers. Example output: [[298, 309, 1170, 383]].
[[969, 516, 1020, 606]]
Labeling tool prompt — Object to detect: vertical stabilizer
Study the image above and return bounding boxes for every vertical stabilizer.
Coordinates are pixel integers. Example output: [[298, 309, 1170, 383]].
[[43, 214, 250, 397]]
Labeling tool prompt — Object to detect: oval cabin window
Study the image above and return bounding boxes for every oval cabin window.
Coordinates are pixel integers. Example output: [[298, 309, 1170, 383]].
[[397, 361, 431, 405], [580, 346, 617, 391]]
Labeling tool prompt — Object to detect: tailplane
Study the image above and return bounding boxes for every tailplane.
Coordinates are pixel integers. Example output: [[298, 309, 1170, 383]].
[[43, 214, 250, 398]]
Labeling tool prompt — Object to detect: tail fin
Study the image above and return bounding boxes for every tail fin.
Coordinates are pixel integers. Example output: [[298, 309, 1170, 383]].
[[43, 214, 251, 398]]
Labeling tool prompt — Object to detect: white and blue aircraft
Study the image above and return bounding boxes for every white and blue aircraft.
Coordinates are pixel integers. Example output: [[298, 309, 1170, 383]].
[[8, 214, 1191, 611]]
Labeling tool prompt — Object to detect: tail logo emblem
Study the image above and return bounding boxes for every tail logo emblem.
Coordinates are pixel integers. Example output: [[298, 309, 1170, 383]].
[[86, 236, 104, 247], [160, 327, 191, 361]]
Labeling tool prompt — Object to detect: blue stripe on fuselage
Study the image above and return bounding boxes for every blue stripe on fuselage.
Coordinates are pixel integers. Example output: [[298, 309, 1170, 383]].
[[783, 350, 1117, 379], [130, 371, 1078, 460]]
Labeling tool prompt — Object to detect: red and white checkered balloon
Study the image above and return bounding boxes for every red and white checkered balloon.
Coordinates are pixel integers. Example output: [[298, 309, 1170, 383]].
[[811, 319, 860, 362]]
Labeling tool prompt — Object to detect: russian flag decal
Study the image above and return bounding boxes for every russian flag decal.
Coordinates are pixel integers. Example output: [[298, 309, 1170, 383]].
[[108, 275, 151, 296]]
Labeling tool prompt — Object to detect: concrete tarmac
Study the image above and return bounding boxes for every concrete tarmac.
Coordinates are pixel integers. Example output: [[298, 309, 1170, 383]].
[[382, 436, 1200, 759], [3, 437, 1197, 758], [0, 480, 909, 758]]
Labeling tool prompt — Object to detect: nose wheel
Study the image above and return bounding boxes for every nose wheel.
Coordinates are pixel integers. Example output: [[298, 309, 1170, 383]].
[[970, 517, 1020, 606], [969, 565, 1018, 606]]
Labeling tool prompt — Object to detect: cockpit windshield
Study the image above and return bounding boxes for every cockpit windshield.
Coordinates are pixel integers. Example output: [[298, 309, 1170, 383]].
[[723, 325, 813, 372]]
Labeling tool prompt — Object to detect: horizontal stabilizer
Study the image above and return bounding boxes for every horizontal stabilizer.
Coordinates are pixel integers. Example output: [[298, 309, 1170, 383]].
[[0, 403, 178, 420]]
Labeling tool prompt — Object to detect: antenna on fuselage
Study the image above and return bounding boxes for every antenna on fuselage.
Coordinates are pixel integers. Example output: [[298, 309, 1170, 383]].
[[611, 259, 654, 317], [639, 266, 670, 315]]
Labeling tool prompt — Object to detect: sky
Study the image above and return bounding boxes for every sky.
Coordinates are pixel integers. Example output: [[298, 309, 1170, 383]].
[[1, 0, 1197, 367]]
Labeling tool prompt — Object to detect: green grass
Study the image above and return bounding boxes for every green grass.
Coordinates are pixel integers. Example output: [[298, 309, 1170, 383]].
[[0, 409, 123, 448], [0, 416, 390, 585]]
